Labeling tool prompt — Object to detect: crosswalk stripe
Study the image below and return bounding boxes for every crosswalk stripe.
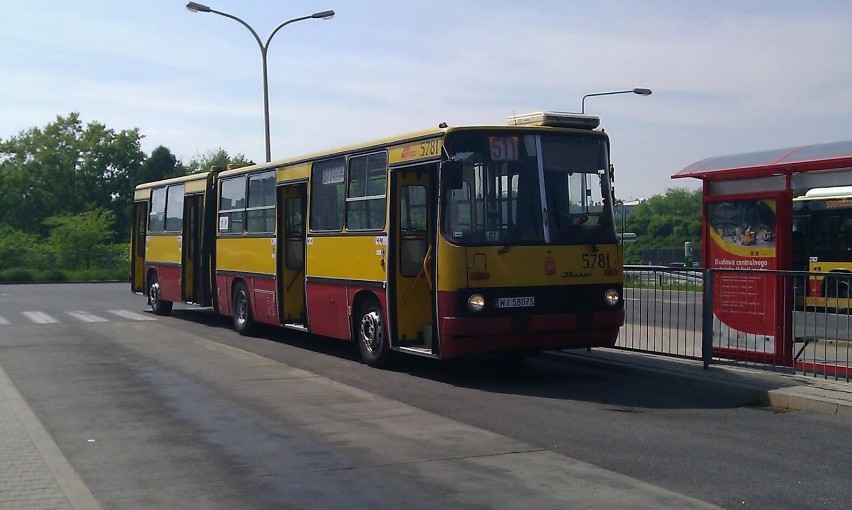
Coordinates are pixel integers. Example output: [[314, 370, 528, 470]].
[[107, 310, 157, 321], [22, 311, 58, 324], [8, 310, 157, 325], [67, 311, 109, 323]]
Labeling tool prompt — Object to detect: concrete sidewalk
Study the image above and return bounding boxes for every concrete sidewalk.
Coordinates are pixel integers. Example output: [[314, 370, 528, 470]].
[[552, 348, 852, 419], [2, 347, 849, 510], [0, 364, 101, 510]]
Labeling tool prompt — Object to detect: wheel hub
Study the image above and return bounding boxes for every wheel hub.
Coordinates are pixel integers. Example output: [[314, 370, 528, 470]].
[[149, 282, 160, 305], [361, 311, 382, 353]]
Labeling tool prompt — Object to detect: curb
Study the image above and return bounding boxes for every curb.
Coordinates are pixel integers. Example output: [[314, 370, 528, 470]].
[[543, 349, 852, 419]]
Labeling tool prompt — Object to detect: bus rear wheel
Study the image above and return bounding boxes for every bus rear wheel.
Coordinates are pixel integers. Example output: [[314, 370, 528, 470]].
[[355, 299, 391, 368], [148, 273, 173, 316], [232, 283, 255, 336]]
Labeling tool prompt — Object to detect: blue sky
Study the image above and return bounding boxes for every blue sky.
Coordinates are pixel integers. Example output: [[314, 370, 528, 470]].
[[1, 0, 850, 199]]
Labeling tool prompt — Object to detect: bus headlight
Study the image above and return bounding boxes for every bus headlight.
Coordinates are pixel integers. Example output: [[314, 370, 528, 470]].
[[468, 294, 486, 312], [604, 289, 620, 307]]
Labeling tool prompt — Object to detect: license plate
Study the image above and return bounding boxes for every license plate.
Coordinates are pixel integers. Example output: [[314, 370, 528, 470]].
[[497, 296, 535, 308]]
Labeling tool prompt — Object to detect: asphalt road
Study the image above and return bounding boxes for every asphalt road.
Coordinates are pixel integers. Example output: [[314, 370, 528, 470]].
[[1, 283, 850, 509]]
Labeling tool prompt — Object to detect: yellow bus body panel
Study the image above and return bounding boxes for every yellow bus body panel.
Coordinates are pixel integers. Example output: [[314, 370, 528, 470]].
[[277, 163, 310, 182], [184, 178, 207, 194], [307, 235, 387, 283], [803, 261, 852, 310], [146, 235, 182, 264], [387, 138, 443, 165], [217, 237, 276, 275], [134, 188, 151, 201], [437, 240, 622, 290]]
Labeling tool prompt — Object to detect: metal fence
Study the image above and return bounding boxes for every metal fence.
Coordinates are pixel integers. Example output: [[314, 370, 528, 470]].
[[619, 265, 851, 382]]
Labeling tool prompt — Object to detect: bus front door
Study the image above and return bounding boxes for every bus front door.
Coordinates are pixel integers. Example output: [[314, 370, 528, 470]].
[[278, 183, 307, 326], [390, 165, 435, 353], [131, 201, 148, 293]]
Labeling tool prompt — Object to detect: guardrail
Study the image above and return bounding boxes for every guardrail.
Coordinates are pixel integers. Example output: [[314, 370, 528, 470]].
[[619, 266, 850, 382], [621, 265, 704, 359]]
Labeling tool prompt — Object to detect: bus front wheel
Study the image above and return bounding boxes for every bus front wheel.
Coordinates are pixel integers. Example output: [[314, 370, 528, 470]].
[[823, 275, 851, 299], [355, 299, 391, 368], [232, 283, 255, 336], [148, 273, 173, 316]]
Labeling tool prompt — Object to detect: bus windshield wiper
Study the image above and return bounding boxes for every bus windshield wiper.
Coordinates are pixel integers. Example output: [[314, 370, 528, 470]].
[[553, 214, 599, 252], [499, 209, 542, 254]]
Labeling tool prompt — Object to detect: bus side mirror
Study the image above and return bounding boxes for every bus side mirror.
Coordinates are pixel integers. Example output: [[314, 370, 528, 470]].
[[441, 160, 464, 190]]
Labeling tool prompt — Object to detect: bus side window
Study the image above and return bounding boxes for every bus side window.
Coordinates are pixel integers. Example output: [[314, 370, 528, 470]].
[[312, 194, 339, 231], [310, 158, 345, 232], [149, 187, 167, 233], [346, 152, 387, 231]]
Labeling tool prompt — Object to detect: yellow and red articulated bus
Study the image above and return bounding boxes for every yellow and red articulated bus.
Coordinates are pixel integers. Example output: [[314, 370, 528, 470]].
[[132, 112, 625, 367], [793, 186, 852, 310]]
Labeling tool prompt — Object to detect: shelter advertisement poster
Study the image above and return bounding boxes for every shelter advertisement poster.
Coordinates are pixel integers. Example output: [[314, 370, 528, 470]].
[[707, 198, 778, 353]]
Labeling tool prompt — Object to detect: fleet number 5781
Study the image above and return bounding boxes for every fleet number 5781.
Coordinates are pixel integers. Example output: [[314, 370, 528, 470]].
[[582, 253, 611, 269]]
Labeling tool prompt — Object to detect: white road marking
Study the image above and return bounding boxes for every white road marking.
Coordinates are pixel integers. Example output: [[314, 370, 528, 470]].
[[22, 311, 58, 324], [107, 310, 157, 321], [67, 311, 109, 323]]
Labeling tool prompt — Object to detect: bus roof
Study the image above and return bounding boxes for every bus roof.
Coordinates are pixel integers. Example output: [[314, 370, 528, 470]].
[[217, 127, 447, 179], [217, 119, 606, 179], [133, 114, 609, 186], [134, 170, 212, 191], [801, 186, 852, 199]]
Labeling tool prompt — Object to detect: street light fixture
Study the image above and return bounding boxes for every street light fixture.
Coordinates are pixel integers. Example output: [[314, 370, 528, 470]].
[[581, 88, 652, 114], [186, 2, 335, 162]]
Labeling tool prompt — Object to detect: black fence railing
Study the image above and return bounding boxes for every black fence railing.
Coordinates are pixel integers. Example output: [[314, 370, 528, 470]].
[[620, 266, 851, 382]]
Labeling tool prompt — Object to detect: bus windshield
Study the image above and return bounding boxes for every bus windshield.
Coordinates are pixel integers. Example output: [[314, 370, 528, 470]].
[[442, 130, 615, 247]]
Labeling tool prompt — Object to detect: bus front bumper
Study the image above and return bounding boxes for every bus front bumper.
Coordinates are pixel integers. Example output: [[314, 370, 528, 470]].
[[438, 309, 625, 359]]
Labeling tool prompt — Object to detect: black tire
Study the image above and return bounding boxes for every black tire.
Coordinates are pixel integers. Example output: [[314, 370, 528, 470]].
[[355, 298, 391, 368], [823, 275, 851, 299], [232, 283, 255, 335], [148, 273, 173, 316]]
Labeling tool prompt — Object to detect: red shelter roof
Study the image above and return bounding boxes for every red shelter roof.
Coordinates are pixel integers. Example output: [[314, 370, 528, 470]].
[[673, 139, 852, 182]]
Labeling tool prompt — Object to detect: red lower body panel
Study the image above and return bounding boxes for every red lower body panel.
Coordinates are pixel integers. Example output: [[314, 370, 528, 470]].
[[148, 264, 181, 303], [436, 291, 624, 359], [305, 281, 386, 341], [215, 273, 279, 326]]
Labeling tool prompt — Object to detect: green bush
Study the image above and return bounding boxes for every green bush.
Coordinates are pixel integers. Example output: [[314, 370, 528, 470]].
[[40, 269, 68, 282], [0, 268, 35, 282], [0, 227, 50, 270], [0, 241, 129, 283], [45, 209, 116, 270]]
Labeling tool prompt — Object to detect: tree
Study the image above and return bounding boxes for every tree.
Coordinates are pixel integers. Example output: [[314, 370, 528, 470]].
[[185, 148, 252, 175], [624, 188, 702, 264], [0, 114, 83, 236], [45, 209, 116, 270], [136, 146, 186, 184], [0, 113, 144, 240]]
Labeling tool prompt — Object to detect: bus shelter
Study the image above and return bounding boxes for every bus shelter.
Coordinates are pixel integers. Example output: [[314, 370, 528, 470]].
[[672, 139, 852, 367]]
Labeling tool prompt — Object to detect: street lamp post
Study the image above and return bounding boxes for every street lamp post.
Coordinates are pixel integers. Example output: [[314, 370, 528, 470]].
[[186, 2, 335, 162], [581, 88, 652, 114]]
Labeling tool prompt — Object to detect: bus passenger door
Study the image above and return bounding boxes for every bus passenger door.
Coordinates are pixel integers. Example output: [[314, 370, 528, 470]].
[[131, 201, 148, 293], [278, 184, 307, 325], [390, 166, 435, 351], [182, 195, 203, 303]]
